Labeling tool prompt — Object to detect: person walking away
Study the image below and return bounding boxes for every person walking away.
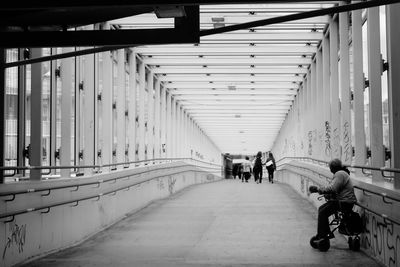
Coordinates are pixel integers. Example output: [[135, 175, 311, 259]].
[[253, 151, 263, 184], [308, 158, 357, 246], [242, 156, 252, 183], [266, 152, 276, 183], [237, 164, 243, 181]]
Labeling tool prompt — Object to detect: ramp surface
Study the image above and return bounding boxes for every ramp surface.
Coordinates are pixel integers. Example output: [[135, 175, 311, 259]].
[[24, 180, 381, 267]]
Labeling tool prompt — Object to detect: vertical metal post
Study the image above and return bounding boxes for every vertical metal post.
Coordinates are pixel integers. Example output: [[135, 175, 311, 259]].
[[102, 49, 113, 167], [330, 17, 341, 160], [367, 7, 384, 180], [311, 60, 316, 158], [386, 3, 400, 188], [339, 7, 352, 165], [352, 9, 367, 173], [322, 34, 331, 161], [166, 92, 172, 158], [30, 48, 43, 180], [154, 79, 161, 159], [177, 104, 182, 157], [147, 71, 154, 161], [60, 48, 73, 177], [171, 98, 177, 158], [160, 85, 166, 158], [0, 49, 5, 183], [83, 47, 95, 174], [128, 50, 137, 164], [116, 49, 126, 167], [316, 49, 323, 159], [302, 76, 308, 157], [138, 60, 145, 161], [50, 48, 57, 174], [17, 49, 26, 176]]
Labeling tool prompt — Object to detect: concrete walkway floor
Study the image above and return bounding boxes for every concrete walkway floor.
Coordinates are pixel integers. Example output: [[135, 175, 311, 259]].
[[24, 179, 381, 267]]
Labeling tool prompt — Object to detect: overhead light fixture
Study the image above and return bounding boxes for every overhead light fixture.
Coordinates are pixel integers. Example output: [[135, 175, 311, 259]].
[[154, 5, 186, 18], [228, 85, 236, 90], [235, 115, 241, 118]]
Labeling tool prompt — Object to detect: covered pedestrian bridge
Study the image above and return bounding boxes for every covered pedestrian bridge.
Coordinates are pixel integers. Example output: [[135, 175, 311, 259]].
[[1, 1, 400, 266]]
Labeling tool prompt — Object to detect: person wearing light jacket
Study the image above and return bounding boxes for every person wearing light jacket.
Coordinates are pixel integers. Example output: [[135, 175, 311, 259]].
[[309, 158, 357, 241]]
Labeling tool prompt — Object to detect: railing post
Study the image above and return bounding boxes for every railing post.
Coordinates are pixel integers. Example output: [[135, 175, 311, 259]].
[[0, 49, 5, 183]]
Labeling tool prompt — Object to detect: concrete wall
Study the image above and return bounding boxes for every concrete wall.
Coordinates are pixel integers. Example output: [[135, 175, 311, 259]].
[[0, 162, 222, 267], [276, 162, 400, 267]]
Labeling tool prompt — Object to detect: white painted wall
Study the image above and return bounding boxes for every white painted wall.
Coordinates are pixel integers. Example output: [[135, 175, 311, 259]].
[[0, 162, 222, 267]]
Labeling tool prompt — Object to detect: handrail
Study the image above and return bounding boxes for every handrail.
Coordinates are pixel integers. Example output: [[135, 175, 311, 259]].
[[278, 161, 400, 227], [276, 156, 400, 178], [280, 161, 400, 203], [1, 157, 222, 178], [0, 168, 216, 223], [0, 159, 221, 199]]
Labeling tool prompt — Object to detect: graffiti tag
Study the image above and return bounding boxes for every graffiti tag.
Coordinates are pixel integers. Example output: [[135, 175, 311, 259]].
[[3, 223, 27, 259]]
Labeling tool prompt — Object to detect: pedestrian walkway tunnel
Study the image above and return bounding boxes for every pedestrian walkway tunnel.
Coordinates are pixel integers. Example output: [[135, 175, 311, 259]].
[[1, 1, 400, 267]]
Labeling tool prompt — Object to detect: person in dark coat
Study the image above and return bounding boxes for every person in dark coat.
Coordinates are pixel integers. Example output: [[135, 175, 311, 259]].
[[309, 158, 357, 243], [265, 152, 276, 183], [253, 151, 263, 184]]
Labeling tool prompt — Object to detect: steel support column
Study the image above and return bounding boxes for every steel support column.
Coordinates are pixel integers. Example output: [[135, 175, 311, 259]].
[[387, 3, 400, 188], [147, 71, 154, 160], [116, 49, 126, 167], [128, 50, 137, 163], [310, 60, 317, 158], [316, 48, 323, 159], [83, 45, 95, 174], [0, 49, 5, 183], [171, 98, 177, 158], [138, 60, 145, 161], [160, 85, 166, 158], [330, 17, 341, 160], [154, 78, 161, 159], [352, 9, 367, 172], [102, 49, 113, 167], [367, 7, 384, 180], [339, 6, 352, 164], [166, 92, 172, 158], [322, 34, 331, 161], [30, 48, 43, 180], [60, 48, 73, 178]]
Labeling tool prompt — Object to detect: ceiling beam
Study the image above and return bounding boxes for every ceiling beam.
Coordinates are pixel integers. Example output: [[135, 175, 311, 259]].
[[164, 82, 298, 89], [158, 75, 303, 82], [200, 0, 400, 36], [135, 45, 317, 55], [152, 67, 308, 74], [143, 57, 311, 65]]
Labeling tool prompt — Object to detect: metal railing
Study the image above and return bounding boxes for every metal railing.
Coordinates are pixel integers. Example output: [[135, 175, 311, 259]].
[[276, 156, 400, 179], [0, 169, 217, 223], [0, 158, 222, 223], [277, 159, 400, 228], [0, 157, 222, 180]]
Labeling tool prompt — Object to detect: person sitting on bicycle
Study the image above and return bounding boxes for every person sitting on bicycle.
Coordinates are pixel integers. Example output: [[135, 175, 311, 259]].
[[309, 158, 357, 241]]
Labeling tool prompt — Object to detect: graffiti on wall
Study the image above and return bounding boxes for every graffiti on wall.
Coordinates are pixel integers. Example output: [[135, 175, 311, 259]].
[[342, 121, 352, 162], [168, 176, 177, 195], [332, 127, 341, 158], [3, 223, 27, 259], [324, 121, 332, 157], [157, 178, 165, 191], [308, 131, 313, 156], [362, 211, 400, 267], [206, 174, 214, 181]]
